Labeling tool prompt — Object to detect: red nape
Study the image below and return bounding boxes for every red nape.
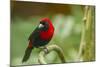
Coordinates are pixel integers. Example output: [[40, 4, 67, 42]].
[[28, 41, 33, 48]]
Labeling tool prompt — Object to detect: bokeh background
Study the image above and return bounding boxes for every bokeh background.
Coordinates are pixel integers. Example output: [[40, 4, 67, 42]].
[[11, 1, 95, 66]]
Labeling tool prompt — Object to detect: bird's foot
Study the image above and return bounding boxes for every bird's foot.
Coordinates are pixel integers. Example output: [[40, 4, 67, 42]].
[[43, 47, 49, 54]]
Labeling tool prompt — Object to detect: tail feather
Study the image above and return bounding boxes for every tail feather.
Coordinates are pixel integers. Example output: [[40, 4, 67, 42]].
[[22, 47, 34, 63]]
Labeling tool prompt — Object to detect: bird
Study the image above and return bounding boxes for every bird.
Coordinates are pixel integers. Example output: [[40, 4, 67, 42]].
[[22, 18, 54, 63]]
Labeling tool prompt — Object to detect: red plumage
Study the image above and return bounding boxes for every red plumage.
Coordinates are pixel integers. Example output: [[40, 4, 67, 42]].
[[40, 18, 54, 40]]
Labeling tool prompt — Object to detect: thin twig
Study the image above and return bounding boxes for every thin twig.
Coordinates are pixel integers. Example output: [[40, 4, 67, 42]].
[[78, 6, 89, 60], [78, 6, 95, 61]]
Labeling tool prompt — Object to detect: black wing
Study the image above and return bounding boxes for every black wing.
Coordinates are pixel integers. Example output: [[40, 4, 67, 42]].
[[28, 28, 40, 40]]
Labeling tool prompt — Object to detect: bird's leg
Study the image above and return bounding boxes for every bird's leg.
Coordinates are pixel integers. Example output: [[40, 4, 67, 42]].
[[39, 46, 49, 54], [43, 46, 49, 54]]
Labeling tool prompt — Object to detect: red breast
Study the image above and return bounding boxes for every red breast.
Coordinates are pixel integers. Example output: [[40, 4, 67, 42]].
[[40, 18, 54, 40]]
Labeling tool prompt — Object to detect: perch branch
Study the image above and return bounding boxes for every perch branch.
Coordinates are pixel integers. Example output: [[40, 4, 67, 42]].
[[38, 44, 66, 64]]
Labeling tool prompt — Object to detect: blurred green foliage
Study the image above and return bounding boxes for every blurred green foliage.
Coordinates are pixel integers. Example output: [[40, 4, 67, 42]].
[[11, 1, 95, 66]]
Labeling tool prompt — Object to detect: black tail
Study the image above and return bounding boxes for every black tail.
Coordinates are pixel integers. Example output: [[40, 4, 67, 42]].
[[22, 47, 34, 63]]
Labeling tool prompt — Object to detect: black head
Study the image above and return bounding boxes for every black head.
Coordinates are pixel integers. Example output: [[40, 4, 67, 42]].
[[38, 21, 49, 31]]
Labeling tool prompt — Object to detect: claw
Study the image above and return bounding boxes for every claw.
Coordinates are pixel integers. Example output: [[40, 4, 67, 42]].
[[43, 47, 49, 54]]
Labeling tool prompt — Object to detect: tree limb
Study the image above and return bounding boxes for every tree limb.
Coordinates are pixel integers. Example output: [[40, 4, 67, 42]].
[[38, 44, 66, 64]]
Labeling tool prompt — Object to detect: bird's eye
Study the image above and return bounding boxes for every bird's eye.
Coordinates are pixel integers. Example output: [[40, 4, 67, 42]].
[[40, 21, 46, 25]]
